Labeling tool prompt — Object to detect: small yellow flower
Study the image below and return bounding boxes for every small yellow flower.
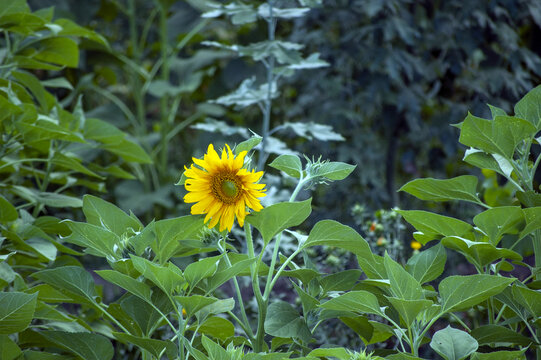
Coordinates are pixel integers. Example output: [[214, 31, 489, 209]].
[[182, 308, 187, 317], [411, 240, 422, 250], [184, 144, 266, 232]]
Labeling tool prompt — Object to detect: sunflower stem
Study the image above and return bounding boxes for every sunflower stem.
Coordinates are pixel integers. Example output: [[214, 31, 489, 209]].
[[217, 239, 255, 342]]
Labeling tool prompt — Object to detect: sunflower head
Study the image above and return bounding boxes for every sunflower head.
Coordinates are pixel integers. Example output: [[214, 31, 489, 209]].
[[183, 144, 266, 232]]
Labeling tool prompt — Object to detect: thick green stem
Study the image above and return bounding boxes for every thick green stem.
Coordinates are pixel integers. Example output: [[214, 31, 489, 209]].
[[217, 241, 255, 342]]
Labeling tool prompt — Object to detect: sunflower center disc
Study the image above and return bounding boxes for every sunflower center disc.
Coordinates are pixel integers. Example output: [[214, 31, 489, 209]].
[[221, 180, 238, 198]]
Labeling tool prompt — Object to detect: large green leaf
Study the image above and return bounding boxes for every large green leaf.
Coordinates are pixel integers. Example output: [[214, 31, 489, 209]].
[[19, 38, 79, 68], [247, 198, 312, 245], [514, 84, 541, 129], [130, 255, 184, 295], [459, 112, 536, 158], [319, 291, 384, 316], [63, 221, 120, 259], [430, 326, 478, 360], [264, 301, 311, 342], [175, 295, 219, 317], [441, 236, 522, 268], [301, 220, 372, 258], [397, 210, 473, 245], [196, 316, 235, 340], [39, 331, 113, 360], [206, 256, 256, 292], [470, 350, 527, 360], [439, 275, 514, 313], [0, 195, 18, 222], [113, 332, 177, 359], [0, 335, 22, 360], [471, 325, 535, 347], [120, 293, 172, 336], [0, 292, 37, 334], [398, 176, 483, 205], [387, 297, 432, 327], [463, 149, 513, 178], [33, 266, 98, 305], [153, 215, 205, 263], [473, 207, 524, 245], [512, 284, 541, 318], [406, 243, 446, 284], [95, 270, 152, 302], [384, 253, 423, 300], [269, 154, 302, 178], [519, 207, 541, 239], [82, 195, 142, 236], [340, 316, 394, 345], [184, 255, 221, 289], [0, 0, 29, 17]]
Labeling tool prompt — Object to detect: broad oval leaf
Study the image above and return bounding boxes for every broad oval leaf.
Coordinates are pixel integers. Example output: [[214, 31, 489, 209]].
[[406, 243, 447, 284], [439, 274, 514, 313], [264, 301, 311, 342], [430, 326, 478, 360], [39, 331, 113, 360], [269, 154, 302, 178], [246, 198, 312, 245], [33, 266, 98, 305], [302, 220, 372, 258], [0, 292, 37, 334], [397, 210, 473, 245], [113, 332, 177, 359], [473, 207, 524, 245], [399, 175, 482, 205], [319, 291, 384, 316]]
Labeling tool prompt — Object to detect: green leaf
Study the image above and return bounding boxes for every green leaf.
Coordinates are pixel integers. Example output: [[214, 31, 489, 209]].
[[120, 293, 172, 336], [130, 255, 184, 295], [387, 297, 433, 327], [340, 316, 394, 345], [82, 195, 142, 236], [519, 207, 541, 239], [471, 325, 535, 346], [101, 138, 152, 163], [514, 84, 541, 129], [153, 215, 205, 263], [269, 154, 303, 178], [0, 195, 18, 222], [184, 255, 221, 289], [315, 162, 356, 181], [512, 284, 541, 318], [397, 210, 473, 245], [63, 221, 120, 259], [301, 220, 372, 258], [430, 326, 478, 360], [33, 266, 98, 305], [196, 316, 235, 340], [441, 236, 522, 268], [459, 112, 536, 158], [39, 331, 113, 360], [384, 253, 423, 300], [11, 187, 83, 208], [470, 349, 527, 360], [51, 152, 103, 179], [247, 199, 312, 245], [175, 295, 219, 317], [0, 292, 37, 334], [95, 270, 152, 302], [406, 243, 447, 284], [19, 38, 79, 68], [0, 335, 22, 360], [0, 0, 29, 17], [113, 332, 177, 359], [439, 275, 514, 313], [463, 149, 513, 178], [319, 291, 384, 316], [320, 269, 363, 294], [206, 257, 256, 292], [55, 18, 109, 48], [473, 207, 524, 245], [235, 135, 262, 155], [399, 176, 482, 205], [265, 301, 311, 342], [307, 348, 350, 360]]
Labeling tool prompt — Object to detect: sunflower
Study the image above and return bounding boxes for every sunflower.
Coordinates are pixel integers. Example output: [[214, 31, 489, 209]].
[[183, 144, 266, 232]]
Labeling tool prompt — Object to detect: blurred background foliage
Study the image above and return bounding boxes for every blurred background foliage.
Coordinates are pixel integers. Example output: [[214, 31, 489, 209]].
[[25, 0, 541, 226]]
